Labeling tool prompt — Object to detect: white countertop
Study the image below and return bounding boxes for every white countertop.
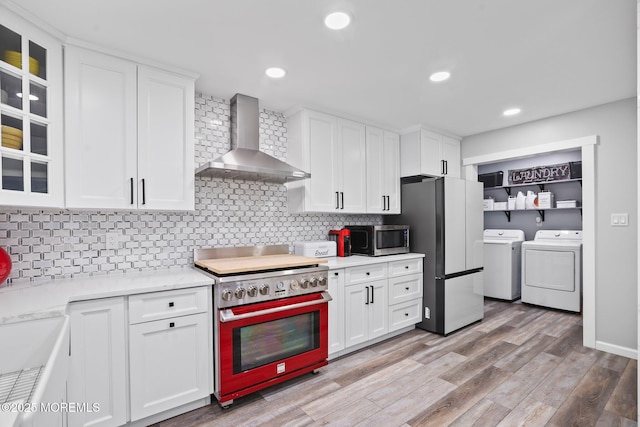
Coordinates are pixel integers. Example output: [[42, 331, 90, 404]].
[[324, 253, 425, 269], [0, 253, 425, 324], [0, 268, 213, 325]]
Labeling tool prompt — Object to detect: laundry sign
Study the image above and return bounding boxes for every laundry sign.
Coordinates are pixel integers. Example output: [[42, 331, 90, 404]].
[[508, 162, 571, 185]]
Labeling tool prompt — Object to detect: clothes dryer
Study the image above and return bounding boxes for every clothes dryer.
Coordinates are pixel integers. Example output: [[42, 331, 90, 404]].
[[483, 229, 525, 300], [521, 230, 583, 312]]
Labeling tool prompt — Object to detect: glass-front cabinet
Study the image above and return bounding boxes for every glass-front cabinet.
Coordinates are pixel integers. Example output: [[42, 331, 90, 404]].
[[0, 9, 62, 207]]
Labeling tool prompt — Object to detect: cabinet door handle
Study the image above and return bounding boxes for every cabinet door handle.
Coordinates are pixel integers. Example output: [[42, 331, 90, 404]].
[[370, 285, 374, 304], [335, 192, 340, 209], [365, 286, 369, 305], [382, 195, 385, 211], [168, 302, 174, 307], [405, 287, 410, 290], [445, 160, 448, 175], [386, 195, 390, 211], [142, 178, 146, 205], [340, 192, 344, 209], [169, 322, 175, 328], [334, 272, 339, 276], [441, 160, 445, 175], [130, 177, 134, 204]]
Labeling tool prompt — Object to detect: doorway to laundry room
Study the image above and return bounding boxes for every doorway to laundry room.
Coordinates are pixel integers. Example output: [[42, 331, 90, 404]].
[[462, 135, 596, 349]]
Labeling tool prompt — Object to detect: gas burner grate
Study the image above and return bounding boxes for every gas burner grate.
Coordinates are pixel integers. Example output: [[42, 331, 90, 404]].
[[0, 366, 44, 404]]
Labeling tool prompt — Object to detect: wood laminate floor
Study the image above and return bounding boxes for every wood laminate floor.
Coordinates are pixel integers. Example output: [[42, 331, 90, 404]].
[[154, 300, 637, 427]]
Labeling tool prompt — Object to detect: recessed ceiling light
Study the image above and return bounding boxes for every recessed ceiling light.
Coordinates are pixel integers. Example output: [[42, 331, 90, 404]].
[[265, 67, 286, 79], [429, 71, 450, 82], [324, 12, 351, 30], [503, 108, 522, 116]]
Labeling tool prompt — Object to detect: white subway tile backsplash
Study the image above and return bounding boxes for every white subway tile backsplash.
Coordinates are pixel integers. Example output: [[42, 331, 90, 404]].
[[0, 93, 381, 285]]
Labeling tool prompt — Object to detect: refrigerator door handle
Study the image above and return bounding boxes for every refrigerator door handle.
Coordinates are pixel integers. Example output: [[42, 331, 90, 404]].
[[442, 268, 484, 280]]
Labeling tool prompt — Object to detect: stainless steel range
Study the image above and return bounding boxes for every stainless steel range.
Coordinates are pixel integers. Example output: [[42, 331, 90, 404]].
[[194, 245, 330, 408]]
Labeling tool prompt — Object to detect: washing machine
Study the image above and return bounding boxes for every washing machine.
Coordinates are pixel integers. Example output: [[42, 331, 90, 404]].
[[483, 229, 525, 300], [521, 230, 583, 312]]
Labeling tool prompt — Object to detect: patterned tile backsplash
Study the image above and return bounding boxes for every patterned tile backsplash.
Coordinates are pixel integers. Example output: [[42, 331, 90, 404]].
[[0, 93, 380, 285]]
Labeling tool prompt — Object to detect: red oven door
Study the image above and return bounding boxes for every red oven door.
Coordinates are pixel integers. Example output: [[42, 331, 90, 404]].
[[217, 291, 330, 401]]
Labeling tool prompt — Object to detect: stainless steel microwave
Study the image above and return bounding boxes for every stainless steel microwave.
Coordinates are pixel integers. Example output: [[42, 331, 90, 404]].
[[344, 225, 410, 256]]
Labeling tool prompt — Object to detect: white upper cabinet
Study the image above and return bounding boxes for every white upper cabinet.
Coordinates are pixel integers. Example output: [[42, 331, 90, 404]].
[[338, 118, 367, 212], [64, 46, 137, 209], [287, 109, 367, 213], [137, 66, 195, 210], [400, 128, 461, 178], [287, 108, 401, 214], [64, 45, 195, 211], [0, 8, 64, 207], [366, 126, 400, 214], [441, 135, 461, 178]]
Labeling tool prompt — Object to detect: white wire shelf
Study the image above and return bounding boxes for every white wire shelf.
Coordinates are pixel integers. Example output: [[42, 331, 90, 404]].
[[0, 366, 44, 404]]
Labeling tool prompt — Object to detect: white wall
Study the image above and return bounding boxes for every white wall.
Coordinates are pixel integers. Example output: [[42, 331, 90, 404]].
[[462, 97, 637, 353]]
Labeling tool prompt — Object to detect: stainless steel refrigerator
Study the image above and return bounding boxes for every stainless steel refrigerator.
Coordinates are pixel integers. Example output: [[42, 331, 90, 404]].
[[385, 176, 484, 335]]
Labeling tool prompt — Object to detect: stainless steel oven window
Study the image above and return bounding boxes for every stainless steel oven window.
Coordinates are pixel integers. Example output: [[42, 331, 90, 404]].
[[232, 312, 321, 373]]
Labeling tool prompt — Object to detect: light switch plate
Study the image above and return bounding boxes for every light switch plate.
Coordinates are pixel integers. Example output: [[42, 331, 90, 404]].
[[611, 213, 629, 227]]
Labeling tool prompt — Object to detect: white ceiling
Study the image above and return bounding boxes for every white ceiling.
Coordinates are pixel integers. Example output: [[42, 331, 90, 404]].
[[8, 0, 637, 137]]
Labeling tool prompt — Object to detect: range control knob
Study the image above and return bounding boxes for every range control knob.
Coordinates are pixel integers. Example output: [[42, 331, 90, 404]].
[[310, 277, 319, 287], [300, 279, 309, 289], [221, 289, 233, 301], [259, 284, 270, 295], [290, 280, 300, 290], [318, 277, 327, 287], [235, 287, 246, 299], [247, 285, 258, 297]]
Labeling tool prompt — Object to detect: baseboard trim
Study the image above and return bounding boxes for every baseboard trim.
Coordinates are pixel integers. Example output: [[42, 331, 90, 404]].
[[595, 340, 637, 359]]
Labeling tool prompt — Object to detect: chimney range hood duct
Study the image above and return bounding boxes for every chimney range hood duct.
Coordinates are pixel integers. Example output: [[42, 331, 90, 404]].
[[195, 93, 310, 183]]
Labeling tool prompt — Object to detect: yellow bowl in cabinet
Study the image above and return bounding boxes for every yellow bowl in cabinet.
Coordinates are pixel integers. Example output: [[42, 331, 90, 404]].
[[1, 136, 22, 150], [3, 51, 40, 75], [1, 125, 23, 138]]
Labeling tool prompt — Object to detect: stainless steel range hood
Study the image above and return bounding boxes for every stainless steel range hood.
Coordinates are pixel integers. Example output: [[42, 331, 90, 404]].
[[195, 94, 310, 183]]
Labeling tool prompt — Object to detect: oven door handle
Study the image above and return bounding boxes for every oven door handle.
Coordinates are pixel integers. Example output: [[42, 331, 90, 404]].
[[219, 291, 333, 322]]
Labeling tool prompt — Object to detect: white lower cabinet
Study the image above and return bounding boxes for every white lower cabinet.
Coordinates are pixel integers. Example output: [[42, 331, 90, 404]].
[[344, 279, 388, 348], [129, 312, 209, 421], [68, 297, 127, 427], [67, 287, 211, 427], [328, 269, 345, 356], [335, 256, 424, 357]]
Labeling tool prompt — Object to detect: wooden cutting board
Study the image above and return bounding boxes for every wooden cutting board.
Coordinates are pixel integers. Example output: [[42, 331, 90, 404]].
[[195, 254, 327, 275]]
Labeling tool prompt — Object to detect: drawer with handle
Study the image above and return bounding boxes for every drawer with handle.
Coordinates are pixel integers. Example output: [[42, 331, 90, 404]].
[[345, 263, 388, 285], [388, 258, 423, 278], [129, 286, 208, 324], [388, 299, 422, 332], [388, 273, 423, 305]]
